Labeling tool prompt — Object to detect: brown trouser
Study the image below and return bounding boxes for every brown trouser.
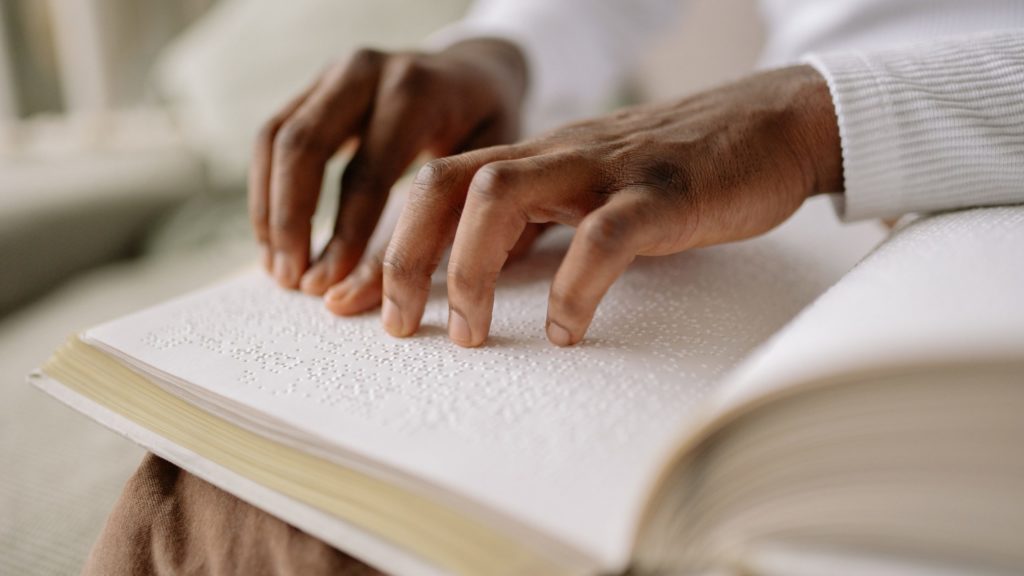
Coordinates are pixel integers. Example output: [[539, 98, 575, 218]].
[[83, 454, 383, 576]]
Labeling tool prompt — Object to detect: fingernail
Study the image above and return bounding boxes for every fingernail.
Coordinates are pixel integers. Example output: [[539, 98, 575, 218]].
[[448, 308, 473, 346], [299, 265, 326, 295], [324, 277, 356, 302], [327, 277, 381, 317], [382, 296, 404, 336], [299, 274, 319, 294], [273, 252, 301, 288], [546, 321, 573, 347]]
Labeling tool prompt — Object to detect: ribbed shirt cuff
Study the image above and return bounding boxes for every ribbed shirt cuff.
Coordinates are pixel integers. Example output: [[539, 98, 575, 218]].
[[804, 32, 1024, 221], [802, 52, 906, 221]]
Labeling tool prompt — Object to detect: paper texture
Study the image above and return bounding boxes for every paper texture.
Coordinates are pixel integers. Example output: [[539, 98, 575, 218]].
[[83, 197, 885, 567], [716, 204, 1024, 411]]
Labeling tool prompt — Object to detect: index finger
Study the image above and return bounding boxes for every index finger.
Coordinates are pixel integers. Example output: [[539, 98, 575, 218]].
[[380, 142, 525, 337], [446, 153, 598, 347]]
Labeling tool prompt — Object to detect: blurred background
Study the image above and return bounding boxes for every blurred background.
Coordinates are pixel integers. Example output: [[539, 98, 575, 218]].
[[0, 0, 761, 573]]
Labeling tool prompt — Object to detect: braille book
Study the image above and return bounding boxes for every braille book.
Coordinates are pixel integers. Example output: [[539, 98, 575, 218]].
[[32, 199, 1024, 576]]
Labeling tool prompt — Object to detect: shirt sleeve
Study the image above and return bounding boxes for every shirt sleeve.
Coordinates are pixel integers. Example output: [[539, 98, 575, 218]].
[[426, 0, 680, 135], [803, 31, 1024, 221]]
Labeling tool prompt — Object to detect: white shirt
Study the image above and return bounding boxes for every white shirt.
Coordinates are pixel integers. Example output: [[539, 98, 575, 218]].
[[431, 0, 1024, 221]]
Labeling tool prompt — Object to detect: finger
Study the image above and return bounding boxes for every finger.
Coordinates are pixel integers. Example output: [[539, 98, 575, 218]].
[[249, 82, 318, 271], [301, 58, 437, 296], [324, 208, 545, 315], [546, 190, 656, 347], [446, 154, 597, 347], [324, 248, 385, 316], [464, 118, 542, 265], [268, 49, 383, 289], [381, 143, 528, 337], [321, 174, 412, 314]]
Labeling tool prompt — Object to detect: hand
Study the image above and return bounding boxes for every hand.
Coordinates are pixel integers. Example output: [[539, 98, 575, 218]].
[[248, 39, 527, 307], [381, 65, 843, 347], [320, 176, 550, 317]]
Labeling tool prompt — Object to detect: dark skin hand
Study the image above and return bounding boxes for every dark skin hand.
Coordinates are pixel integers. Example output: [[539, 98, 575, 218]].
[[250, 41, 843, 348], [381, 64, 843, 347], [249, 39, 530, 313]]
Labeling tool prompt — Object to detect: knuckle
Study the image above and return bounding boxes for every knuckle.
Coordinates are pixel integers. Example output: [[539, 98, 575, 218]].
[[447, 265, 493, 301], [381, 252, 413, 281], [467, 162, 515, 203], [384, 54, 429, 97], [382, 250, 430, 290], [413, 158, 458, 194], [275, 119, 327, 156], [579, 211, 634, 253], [349, 47, 383, 72]]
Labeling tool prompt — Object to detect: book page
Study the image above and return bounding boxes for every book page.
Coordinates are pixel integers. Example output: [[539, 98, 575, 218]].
[[713, 205, 1024, 413], [83, 197, 885, 568]]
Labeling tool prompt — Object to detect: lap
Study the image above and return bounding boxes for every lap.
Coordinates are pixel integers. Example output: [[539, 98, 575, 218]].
[[84, 454, 381, 576]]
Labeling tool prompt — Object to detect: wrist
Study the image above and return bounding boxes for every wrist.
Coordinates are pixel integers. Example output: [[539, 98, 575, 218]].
[[442, 38, 528, 111], [784, 65, 844, 197]]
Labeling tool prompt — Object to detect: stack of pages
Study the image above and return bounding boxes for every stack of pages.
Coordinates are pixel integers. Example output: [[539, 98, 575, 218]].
[[33, 198, 1024, 576]]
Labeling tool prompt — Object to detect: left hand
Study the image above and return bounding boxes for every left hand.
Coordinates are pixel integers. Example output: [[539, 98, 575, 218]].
[[381, 65, 844, 347], [247, 40, 527, 297]]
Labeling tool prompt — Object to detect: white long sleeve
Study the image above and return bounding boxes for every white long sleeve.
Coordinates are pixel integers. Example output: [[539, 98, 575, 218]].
[[429, 0, 1024, 220], [804, 32, 1024, 221], [427, 0, 679, 134]]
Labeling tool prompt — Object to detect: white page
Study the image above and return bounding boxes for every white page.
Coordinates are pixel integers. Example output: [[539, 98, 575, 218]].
[[83, 197, 885, 569], [714, 204, 1024, 414]]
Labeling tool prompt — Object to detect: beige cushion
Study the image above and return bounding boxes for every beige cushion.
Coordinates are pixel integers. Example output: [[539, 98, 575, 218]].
[[154, 0, 471, 188]]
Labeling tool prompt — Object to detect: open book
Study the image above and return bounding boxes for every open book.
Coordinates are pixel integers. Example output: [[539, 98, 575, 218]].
[[32, 198, 1024, 576]]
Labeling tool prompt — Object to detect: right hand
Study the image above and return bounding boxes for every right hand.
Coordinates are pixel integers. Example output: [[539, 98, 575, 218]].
[[248, 39, 527, 313]]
